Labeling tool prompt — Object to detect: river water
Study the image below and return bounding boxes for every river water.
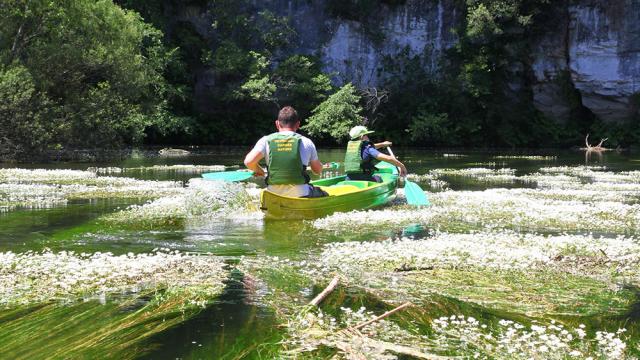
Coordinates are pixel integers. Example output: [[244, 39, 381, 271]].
[[1, 148, 639, 359]]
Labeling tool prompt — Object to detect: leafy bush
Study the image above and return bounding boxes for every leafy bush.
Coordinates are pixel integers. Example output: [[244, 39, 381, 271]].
[[0, 65, 56, 160], [407, 112, 451, 145], [303, 83, 364, 142], [0, 0, 183, 157]]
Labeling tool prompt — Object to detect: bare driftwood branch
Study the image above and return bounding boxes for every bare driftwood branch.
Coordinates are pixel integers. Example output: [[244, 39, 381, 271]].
[[333, 338, 447, 360], [309, 275, 340, 307], [350, 302, 412, 331], [580, 134, 612, 152]]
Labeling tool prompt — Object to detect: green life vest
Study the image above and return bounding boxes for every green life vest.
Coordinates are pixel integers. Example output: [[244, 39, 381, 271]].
[[344, 140, 378, 174], [266, 133, 309, 185]]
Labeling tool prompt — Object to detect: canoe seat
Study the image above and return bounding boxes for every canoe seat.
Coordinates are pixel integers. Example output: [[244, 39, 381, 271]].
[[320, 185, 361, 196], [335, 180, 374, 189]]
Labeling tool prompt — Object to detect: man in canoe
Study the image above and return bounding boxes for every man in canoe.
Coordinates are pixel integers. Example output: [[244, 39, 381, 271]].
[[345, 125, 407, 182], [244, 106, 328, 198]]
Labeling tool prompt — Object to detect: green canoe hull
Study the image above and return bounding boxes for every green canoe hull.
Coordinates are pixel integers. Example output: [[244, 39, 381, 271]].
[[259, 165, 398, 220]]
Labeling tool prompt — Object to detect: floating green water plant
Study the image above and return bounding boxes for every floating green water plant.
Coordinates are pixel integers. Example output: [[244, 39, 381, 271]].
[[0, 290, 219, 359], [0, 246, 231, 358], [0, 169, 183, 213], [315, 189, 640, 235], [101, 178, 258, 229], [0, 249, 227, 306]]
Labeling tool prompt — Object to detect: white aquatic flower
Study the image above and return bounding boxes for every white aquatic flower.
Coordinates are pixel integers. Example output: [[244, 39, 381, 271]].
[[315, 184, 640, 234], [0, 250, 227, 305], [493, 155, 557, 160], [122, 164, 230, 174], [315, 229, 640, 282], [431, 315, 630, 359], [0, 168, 184, 213], [104, 178, 259, 224]]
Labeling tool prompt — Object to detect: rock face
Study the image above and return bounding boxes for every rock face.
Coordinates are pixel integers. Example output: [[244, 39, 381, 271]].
[[568, 1, 640, 122], [532, 0, 640, 123], [177, 0, 639, 123], [262, 0, 459, 86], [531, 7, 573, 123], [320, 0, 459, 85]]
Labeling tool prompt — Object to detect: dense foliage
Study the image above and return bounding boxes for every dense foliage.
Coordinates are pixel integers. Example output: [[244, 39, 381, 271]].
[[303, 84, 363, 142], [0, 0, 182, 160], [0, 0, 637, 160], [116, 0, 333, 145]]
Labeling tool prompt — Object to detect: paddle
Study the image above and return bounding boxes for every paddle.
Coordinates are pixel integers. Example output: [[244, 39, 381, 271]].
[[387, 148, 430, 206], [201, 162, 341, 182], [202, 170, 254, 182]]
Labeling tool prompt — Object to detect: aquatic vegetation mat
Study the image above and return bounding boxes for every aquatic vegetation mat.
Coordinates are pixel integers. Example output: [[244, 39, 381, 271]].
[[493, 155, 557, 160], [101, 178, 260, 228], [0, 168, 183, 212], [315, 188, 640, 234], [245, 261, 636, 359], [302, 231, 638, 316], [0, 249, 227, 306], [89, 164, 233, 174], [0, 289, 220, 359]]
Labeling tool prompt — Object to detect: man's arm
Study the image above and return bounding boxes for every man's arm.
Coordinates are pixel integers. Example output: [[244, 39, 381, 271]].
[[303, 138, 323, 175], [243, 148, 266, 176], [375, 153, 407, 176], [374, 141, 392, 149], [309, 159, 323, 175]]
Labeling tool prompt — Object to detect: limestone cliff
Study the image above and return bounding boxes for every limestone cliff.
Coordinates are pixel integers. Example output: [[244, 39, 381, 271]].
[[532, 0, 640, 123], [175, 0, 639, 124]]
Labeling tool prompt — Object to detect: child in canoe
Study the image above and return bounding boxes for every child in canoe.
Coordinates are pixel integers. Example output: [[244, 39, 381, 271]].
[[344, 125, 407, 182]]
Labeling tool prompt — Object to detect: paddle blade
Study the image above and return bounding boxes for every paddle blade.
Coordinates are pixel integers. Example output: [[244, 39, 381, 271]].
[[202, 171, 254, 182], [404, 180, 430, 206]]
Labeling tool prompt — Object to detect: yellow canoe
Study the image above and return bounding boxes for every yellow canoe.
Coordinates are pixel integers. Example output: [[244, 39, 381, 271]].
[[260, 164, 398, 220]]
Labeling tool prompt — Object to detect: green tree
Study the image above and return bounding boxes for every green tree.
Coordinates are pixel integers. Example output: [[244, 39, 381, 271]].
[[0, 65, 56, 160], [303, 83, 363, 142], [0, 0, 182, 156]]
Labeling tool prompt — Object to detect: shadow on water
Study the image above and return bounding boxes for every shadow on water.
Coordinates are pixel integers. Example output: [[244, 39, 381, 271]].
[[142, 269, 283, 360]]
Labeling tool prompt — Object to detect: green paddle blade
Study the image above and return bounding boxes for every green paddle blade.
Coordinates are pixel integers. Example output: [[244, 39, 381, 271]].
[[404, 180, 430, 206], [202, 171, 254, 182]]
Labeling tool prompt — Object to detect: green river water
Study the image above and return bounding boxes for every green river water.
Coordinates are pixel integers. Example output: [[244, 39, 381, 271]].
[[1, 148, 640, 359]]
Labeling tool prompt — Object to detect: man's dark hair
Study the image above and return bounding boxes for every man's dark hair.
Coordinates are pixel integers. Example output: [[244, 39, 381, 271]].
[[277, 106, 299, 126]]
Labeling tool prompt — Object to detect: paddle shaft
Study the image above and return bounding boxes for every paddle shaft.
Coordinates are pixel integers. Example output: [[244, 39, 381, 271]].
[[386, 147, 403, 177]]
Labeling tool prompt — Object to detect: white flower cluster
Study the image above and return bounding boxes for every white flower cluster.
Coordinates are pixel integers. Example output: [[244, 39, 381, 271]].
[[0, 249, 227, 306], [432, 316, 629, 359], [87, 167, 123, 174], [104, 196, 188, 225], [104, 178, 258, 225], [0, 183, 68, 212], [316, 231, 640, 279], [442, 153, 468, 158], [538, 166, 607, 175], [429, 167, 520, 184], [0, 168, 98, 183], [120, 164, 230, 174], [285, 305, 421, 357], [493, 155, 557, 160], [0, 168, 183, 212], [0, 168, 182, 188], [184, 178, 252, 215], [432, 167, 516, 177], [315, 187, 640, 234], [405, 173, 449, 190]]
